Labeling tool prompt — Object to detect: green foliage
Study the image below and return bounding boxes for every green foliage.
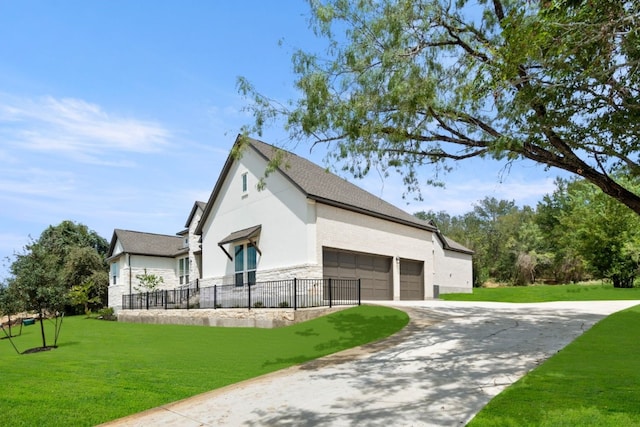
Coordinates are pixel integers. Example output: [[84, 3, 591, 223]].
[[96, 306, 116, 321], [239, 0, 640, 215], [469, 305, 640, 425], [5, 220, 109, 347], [0, 305, 408, 426], [134, 269, 164, 293]]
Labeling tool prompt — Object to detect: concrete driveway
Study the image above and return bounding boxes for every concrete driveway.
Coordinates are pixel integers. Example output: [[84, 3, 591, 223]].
[[100, 300, 639, 427]]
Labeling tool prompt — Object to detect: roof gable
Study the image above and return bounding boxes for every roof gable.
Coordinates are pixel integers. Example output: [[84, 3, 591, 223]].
[[107, 229, 186, 260], [184, 200, 207, 228], [196, 135, 437, 234]]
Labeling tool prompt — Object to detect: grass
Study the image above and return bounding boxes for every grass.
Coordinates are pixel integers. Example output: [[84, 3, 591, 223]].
[[440, 282, 640, 303], [0, 305, 408, 426], [468, 304, 640, 426]]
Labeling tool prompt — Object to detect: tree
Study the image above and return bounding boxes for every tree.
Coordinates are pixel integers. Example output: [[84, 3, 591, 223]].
[[559, 178, 640, 287], [63, 247, 109, 310], [6, 221, 109, 349], [10, 241, 67, 349], [0, 283, 24, 338], [239, 0, 640, 215], [134, 269, 164, 293]]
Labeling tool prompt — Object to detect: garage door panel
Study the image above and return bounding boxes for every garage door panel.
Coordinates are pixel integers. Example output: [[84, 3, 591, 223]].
[[323, 249, 392, 300], [400, 259, 424, 300]]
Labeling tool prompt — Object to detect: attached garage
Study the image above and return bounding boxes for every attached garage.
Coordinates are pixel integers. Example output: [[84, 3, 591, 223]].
[[400, 259, 424, 300], [323, 248, 392, 300]]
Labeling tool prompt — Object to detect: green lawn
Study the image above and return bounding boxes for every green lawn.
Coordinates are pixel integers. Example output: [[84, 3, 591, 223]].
[[468, 304, 640, 426], [0, 305, 408, 427], [440, 282, 640, 302]]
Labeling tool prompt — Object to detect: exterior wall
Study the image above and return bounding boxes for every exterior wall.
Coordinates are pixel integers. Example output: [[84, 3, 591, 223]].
[[108, 253, 179, 311], [315, 203, 435, 299], [433, 239, 473, 294], [200, 149, 316, 280]]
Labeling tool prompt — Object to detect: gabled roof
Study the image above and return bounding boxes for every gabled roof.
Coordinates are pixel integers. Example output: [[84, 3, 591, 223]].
[[196, 135, 438, 235], [438, 234, 473, 254], [184, 201, 207, 228], [106, 229, 187, 261]]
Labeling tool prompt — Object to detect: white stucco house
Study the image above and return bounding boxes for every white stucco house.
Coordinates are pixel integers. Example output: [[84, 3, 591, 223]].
[[107, 136, 473, 310]]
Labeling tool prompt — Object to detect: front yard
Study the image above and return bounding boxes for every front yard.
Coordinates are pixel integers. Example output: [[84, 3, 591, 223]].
[[0, 305, 408, 426]]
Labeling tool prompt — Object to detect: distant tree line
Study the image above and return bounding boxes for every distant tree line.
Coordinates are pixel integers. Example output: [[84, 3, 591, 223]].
[[416, 176, 640, 288]]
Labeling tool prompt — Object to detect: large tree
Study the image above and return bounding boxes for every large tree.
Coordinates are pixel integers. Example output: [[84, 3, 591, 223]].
[[239, 0, 640, 214], [6, 221, 109, 349]]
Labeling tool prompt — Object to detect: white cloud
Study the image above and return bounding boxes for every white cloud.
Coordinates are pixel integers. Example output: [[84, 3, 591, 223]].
[[0, 94, 172, 163]]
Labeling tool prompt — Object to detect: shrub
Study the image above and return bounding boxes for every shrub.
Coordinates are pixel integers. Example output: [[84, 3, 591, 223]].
[[96, 307, 116, 321]]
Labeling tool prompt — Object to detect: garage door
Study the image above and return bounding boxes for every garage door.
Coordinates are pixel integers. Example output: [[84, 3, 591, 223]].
[[400, 259, 424, 300], [323, 248, 392, 300]]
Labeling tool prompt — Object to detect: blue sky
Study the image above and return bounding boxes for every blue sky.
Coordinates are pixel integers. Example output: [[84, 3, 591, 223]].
[[0, 1, 562, 280]]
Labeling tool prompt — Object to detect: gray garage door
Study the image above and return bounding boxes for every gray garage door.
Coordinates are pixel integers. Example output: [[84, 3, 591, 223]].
[[323, 248, 392, 300], [400, 259, 424, 300]]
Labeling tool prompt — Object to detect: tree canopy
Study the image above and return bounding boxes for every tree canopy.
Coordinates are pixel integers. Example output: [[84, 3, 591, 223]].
[[239, 0, 640, 214], [418, 176, 640, 287], [5, 221, 109, 348]]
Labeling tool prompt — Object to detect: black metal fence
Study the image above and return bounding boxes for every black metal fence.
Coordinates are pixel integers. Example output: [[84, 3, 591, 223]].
[[121, 278, 361, 310]]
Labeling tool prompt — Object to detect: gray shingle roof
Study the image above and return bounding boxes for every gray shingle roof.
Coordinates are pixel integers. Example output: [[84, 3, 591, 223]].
[[248, 137, 437, 231], [107, 229, 186, 260], [196, 135, 472, 254]]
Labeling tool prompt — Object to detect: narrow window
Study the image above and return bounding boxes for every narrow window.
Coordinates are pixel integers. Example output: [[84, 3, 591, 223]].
[[111, 262, 119, 285], [179, 257, 190, 285], [234, 245, 244, 286], [241, 172, 248, 193], [247, 244, 257, 286]]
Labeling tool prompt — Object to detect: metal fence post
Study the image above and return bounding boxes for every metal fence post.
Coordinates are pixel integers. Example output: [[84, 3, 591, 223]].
[[145, 292, 149, 310], [164, 290, 168, 310], [293, 278, 297, 311], [328, 278, 333, 308], [187, 287, 190, 310], [214, 285, 217, 309], [358, 279, 361, 306], [247, 281, 251, 310]]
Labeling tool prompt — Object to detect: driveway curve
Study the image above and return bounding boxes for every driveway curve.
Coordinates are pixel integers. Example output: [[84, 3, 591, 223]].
[[100, 300, 640, 427]]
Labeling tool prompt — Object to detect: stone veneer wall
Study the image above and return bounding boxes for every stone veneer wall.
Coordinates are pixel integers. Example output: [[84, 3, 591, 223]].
[[118, 306, 349, 328], [198, 263, 323, 288]]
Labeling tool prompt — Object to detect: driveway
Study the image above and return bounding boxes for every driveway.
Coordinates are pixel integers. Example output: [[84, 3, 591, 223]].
[[100, 300, 639, 427]]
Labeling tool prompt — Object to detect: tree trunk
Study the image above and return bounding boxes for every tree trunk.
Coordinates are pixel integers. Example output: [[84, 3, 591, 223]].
[[39, 308, 47, 348]]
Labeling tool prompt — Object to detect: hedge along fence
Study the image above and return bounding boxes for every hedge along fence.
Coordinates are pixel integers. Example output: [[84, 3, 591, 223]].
[[121, 278, 361, 310]]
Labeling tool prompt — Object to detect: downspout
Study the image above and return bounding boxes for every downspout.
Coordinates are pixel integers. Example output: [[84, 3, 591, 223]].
[[128, 253, 132, 295]]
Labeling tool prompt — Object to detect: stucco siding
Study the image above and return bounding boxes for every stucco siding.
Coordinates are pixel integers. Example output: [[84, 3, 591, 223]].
[[200, 148, 315, 280], [316, 203, 435, 299], [433, 240, 473, 294]]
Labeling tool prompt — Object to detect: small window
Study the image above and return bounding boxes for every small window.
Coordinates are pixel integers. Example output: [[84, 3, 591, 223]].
[[234, 245, 244, 286], [179, 257, 190, 285], [110, 262, 119, 285], [241, 172, 248, 194]]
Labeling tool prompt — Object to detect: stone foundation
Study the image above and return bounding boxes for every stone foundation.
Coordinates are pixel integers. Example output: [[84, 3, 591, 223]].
[[117, 306, 351, 328]]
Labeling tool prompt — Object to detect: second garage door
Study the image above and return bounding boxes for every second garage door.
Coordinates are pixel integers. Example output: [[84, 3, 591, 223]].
[[323, 248, 392, 300], [400, 259, 424, 300]]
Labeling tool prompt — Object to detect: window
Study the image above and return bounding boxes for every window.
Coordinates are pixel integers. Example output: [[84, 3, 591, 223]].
[[179, 257, 190, 285], [234, 245, 244, 286], [241, 172, 248, 194], [110, 262, 118, 285], [234, 243, 257, 286]]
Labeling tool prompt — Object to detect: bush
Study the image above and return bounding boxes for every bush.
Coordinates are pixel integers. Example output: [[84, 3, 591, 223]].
[[96, 307, 116, 321], [278, 301, 290, 308]]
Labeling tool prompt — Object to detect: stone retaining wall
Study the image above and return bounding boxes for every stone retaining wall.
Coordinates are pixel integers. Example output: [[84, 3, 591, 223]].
[[117, 306, 350, 328]]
